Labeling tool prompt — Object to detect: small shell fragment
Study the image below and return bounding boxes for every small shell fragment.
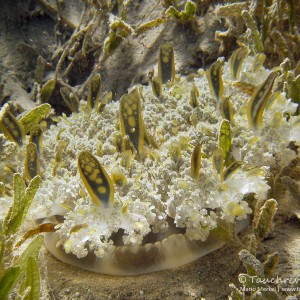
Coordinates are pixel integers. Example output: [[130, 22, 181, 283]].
[[78, 151, 114, 208]]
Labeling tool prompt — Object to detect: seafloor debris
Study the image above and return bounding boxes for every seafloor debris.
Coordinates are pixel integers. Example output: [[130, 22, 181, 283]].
[[0, 44, 299, 276]]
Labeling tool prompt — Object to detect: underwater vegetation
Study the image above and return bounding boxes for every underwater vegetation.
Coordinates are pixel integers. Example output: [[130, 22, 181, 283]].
[[215, 0, 300, 63], [215, 0, 300, 114], [18, 0, 299, 115], [0, 174, 43, 300], [0, 0, 300, 298]]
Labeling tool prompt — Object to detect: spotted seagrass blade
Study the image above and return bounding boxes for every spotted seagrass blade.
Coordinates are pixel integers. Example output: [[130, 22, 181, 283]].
[[158, 42, 175, 85], [78, 151, 114, 208], [25, 142, 41, 180], [119, 88, 144, 158], [0, 104, 24, 146], [247, 69, 281, 129]]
